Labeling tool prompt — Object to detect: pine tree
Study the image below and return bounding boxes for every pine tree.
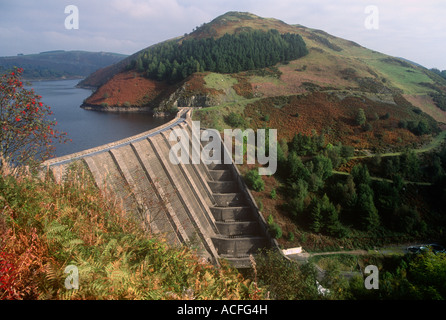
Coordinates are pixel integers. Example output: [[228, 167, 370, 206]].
[[351, 164, 371, 186], [286, 152, 310, 182], [157, 61, 166, 80], [309, 197, 323, 233], [356, 184, 380, 231], [136, 57, 144, 72]]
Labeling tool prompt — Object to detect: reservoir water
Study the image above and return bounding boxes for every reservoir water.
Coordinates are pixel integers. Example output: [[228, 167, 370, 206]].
[[27, 79, 171, 158]]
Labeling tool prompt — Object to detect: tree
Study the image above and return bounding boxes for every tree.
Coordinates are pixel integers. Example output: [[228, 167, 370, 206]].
[[308, 194, 344, 237], [355, 108, 367, 126], [286, 152, 310, 182], [394, 205, 424, 234], [312, 155, 333, 181], [326, 144, 343, 168], [244, 169, 265, 192], [276, 139, 288, 176], [374, 251, 446, 299], [287, 178, 309, 217], [399, 149, 421, 180], [0, 68, 68, 172], [351, 164, 371, 186], [156, 61, 166, 80], [290, 132, 317, 156], [136, 56, 144, 72], [415, 119, 431, 136], [356, 184, 380, 231], [340, 145, 355, 158], [309, 196, 323, 233]]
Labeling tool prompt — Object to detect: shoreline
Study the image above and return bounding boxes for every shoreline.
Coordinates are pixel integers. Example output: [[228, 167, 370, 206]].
[[80, 103, 155, 114]]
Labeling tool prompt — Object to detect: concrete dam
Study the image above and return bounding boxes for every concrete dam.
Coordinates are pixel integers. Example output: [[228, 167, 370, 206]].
[[42, 108, 278, 268]]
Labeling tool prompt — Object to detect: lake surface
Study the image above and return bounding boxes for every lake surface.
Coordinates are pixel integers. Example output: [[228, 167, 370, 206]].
[[27, 79, 171, 158]]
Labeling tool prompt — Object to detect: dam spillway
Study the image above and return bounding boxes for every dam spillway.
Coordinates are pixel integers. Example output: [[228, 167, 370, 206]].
[[41, 108, 277, 268]]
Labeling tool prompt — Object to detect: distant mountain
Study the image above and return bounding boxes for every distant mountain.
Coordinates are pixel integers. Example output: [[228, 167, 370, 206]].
[[0, 50, 127, 80]]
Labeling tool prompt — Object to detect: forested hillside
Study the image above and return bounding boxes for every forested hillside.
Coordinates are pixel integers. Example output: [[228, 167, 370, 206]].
[[128, 29, 308, 83]]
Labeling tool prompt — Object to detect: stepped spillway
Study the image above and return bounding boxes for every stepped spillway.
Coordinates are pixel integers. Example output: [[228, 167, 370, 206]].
[[41, 108, 277, 268]]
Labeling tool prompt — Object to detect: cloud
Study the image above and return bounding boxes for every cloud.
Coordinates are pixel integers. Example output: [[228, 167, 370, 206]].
[[111, 0, 180, 19]]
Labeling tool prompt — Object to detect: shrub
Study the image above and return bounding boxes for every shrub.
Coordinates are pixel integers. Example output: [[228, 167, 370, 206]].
[[267, 215, 282, 239], [269, 223, 282, 239], [244, 169, 265, 192], [168, 105, 179, 115], [270, 188, 277, 200], [398, 120, 408, 129], [225, 112, 246, 128], [340, 145, 355, 158], [362, 122, 373, 132], [253, 249, 320, 300]]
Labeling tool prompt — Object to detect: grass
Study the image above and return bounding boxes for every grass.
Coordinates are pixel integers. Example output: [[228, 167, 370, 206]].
[[193, 99, 259, 131], [204, 73, 240, 102], [363, 58, 434, 95], [193, 72, 264, 130]]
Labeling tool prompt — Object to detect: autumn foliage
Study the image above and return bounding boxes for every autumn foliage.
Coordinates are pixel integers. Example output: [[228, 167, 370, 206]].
[[0, 165, 265, 300], [0, 68, 68, 172]]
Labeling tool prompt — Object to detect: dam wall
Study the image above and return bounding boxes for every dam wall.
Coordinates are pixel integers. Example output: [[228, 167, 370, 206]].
[[41, 108, 278, 268]]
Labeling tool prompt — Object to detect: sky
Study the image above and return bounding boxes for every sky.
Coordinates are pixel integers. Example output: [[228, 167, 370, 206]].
[[0, 0, 445, 70]]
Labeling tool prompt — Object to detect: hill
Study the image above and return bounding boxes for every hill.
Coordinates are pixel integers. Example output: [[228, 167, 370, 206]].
[[0, 50, 127, 81], [81, 12, 446, 121]]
